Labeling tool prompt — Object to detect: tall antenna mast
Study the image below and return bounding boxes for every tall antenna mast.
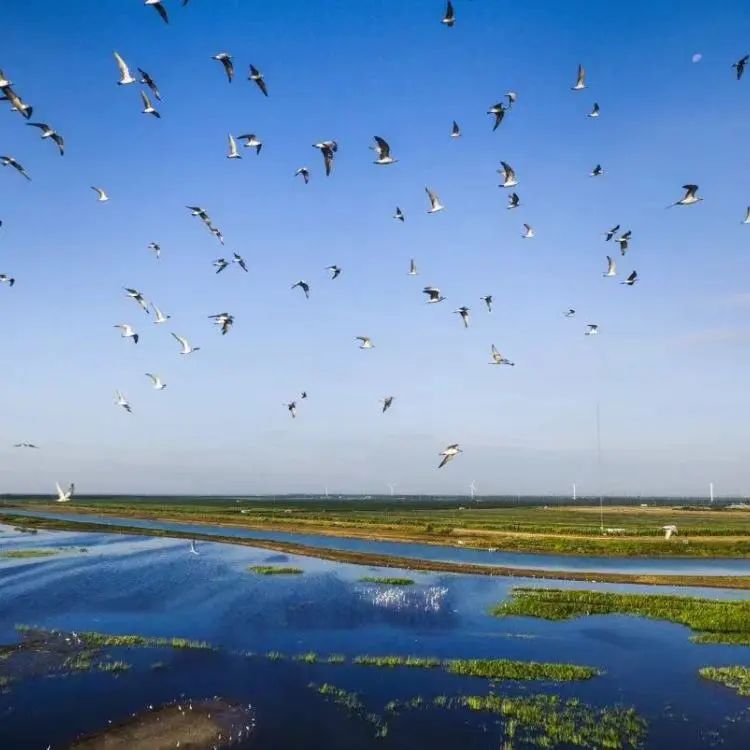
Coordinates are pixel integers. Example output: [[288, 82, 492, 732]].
[[710, 482, 714, 505], [596, 402, 604, 533]]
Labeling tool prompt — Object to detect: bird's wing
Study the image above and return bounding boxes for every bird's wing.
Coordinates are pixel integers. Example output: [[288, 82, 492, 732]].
[[153, 1, 169, 23], [373, 136, 390, 158], [172, 333, 188, 350], [140, 90, 151, 108], [113, 51, 130, 79]]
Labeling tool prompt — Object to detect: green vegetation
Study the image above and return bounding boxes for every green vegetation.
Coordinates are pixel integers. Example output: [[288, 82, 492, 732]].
[[294, 652, 318, 664], [247, 565, 303, 575], [0, 548, 57, 559], [15, 625, 212, 650], [353, 655, 442, 669], [359, 576, 415, 586], [326, 654, 345, 664], [446, 658, 599, 681], [265, 650, 284, 661], [493, 588, 750, 645], [97, 661, 131, 673], [699, 666, 750, 696]]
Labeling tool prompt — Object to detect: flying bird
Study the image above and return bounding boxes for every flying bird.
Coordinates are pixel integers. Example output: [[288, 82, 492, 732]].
[[313, 140, 337, 176], [451, 120, 460, 138], [56, 482, 75, 503], [210, 226, 225, 244], [408, 258, 418, 276], [214, 258, 229, 274], [663, 524, 678, 540], [603, 255, 617, 277], [507, 192, 520, 209], [356, 336, 374, 349], [145, 373, 166, 390], [438, 443, 462, 469], [454, 306, 470, 328], [394, 206, 405, 222], [209, 312, 234, 335], [237, 133, 262, 154], [615, 230, 631, 255], [140, 90, 160, 117], [572, 64, 586, 90], [585, 324, 599, 336], [138, 68, 161, 100], [151, 303, 170, 323], [212, 52, 234, 82], [372, 136, 397, 165], [588, 102, 600, 118], [732, 55, 749, 80], [0, 274, 15, 287], [590, 164, 603, 177], [186, 205, 211, 222], [171, 333, 200, 355], [521, 223, 535, 239], [506, 91, 518, 108], [292, 280, 310, 298], [564, 309, 576, 318], [0, 87, 32, 119], [248, 64, 268, 96], [145, 0, 169, 23], [489, 344, 514, 366], [743, 207, 750, 224], [27, 123, 64, 155], [286, 401, 297, 418], [604, 224, 620, 241], [124, 288, 150, 313], [232, 252, 248, 272], [621, 270, 638, 286], [115, 390, 132, 413], [227, 133, 241, 159], [487, 102, 506, 131], [13, 442, 38, 449], [113, 51, 136, 85], [498, 161, 518, 188], [91, 186, 109, 202], [148, 242, 161, 259], [423, 286, 446, 303], [295, 167, 310, 183], [114, 323, 139, 344], [442, 0, 455, 26], [326, 265, 341, 279], [425, 187, 444, 213], [300, 391, 308, 399], [669, 184, 702, 207], [1, 156, 30, 180], [480, 295, 492, 312]]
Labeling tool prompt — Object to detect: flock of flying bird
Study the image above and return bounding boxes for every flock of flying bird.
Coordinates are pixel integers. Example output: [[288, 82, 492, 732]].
[[1, 0, 746, 492]]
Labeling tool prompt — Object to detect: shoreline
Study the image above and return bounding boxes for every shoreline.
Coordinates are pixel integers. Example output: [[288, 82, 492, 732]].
[[4, 512, 750, 590]]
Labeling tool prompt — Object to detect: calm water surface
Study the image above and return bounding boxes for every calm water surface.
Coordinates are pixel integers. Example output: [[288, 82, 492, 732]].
[[1, 523, 750, 748]]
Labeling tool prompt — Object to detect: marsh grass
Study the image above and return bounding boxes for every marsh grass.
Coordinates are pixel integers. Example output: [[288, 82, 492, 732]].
[[699, 666, 750, 696], [325, 654, 345, 664], [446, 658, 599, 681], [353, 655, 442, 669], [359, 577, 415, 586], [1, 549, 57, 559], [247, 565, 303, 575], [294, 652, 318, 664], [97, 661, 131, 673], [16, 625, 212, 651], [493, 588, 750, 645]]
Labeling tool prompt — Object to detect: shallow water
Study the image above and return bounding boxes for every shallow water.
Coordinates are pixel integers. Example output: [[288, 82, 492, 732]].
[[8, 508, 750, 576], [2, 524, 750, 749]]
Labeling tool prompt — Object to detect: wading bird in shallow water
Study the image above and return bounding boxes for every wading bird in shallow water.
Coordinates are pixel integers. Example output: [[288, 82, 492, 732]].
[[669, 184, 702, 207], [115, 390, 132, 413], [56, 482, 74, 502], [381, 396, 394, 413], [732, 55, 749, 80], [212, 52, 234, 82], [425, 187, 444, 213], [292, 280, 310, 298], [489, 344, 514, 366], [621, 270, 638, 286], [454, 306, 470, 328], [27, 122, 64, 155], [356, 336, 374, 349], [248, 64, 268, 96], [663, 524, 678, 539], [114, 323, 139, 344], [442, 0, 455, 26], [171, 333, 200, 355], [438, 443, 462, 469], [145, 373, 166, 390]]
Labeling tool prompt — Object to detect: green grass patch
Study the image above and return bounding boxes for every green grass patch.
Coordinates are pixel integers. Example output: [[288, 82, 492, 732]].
[[97, 661, 131, 673], [446, 658, 599, 681], [353, 655, 442, 669], [359, 577, 415, 586], [326, 654, 345, 664], [16, 625, 212, 651], [493, 588, 750, 645], [1, 549, 57, 559], [294, 652, 318, 664], [699, 666, 750, 696], [247, 565, 303, 575]]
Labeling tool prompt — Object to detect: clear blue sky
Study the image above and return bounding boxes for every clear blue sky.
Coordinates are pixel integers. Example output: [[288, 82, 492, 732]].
[[1, 0, 749, 496]]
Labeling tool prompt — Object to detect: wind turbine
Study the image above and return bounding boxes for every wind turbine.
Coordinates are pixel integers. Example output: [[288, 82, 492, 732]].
[[469, 480, 477, 500], [386, 482, 398, 497]]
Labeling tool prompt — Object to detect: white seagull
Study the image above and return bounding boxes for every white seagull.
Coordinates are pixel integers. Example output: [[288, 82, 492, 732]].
[[480, 295, 492, 312], [27, 123, 64, 155], [356, 336, 374, 349], [372, 136, 397, 165], [423, 286, 446, 303], [56, 482, 75, 503], [151, 303, 170, 324], [145, 0, 169, 23], [408, 258, 418, 276], [0, 274, 15, 287], [621, 270, 638, 286], [227, 134, 242, 159], [425, 187, 444, 213], [394, 206, 405, 222], [124, 288, 150, 314], [603, 256, 617, 277], [113, 51, 136, 85], [743, 207, 750, 224], [140, 90, 160, 118], [148, 242, 161, 259], [91, 186, 109, 202], [572, 64, 586, 91], [237, 133, 262, 154], [438, 443, 462, 469], [295, 167, 310, 184], [313, 140, 337, 176], [442, 0, 455, 26], [507, 192, 521, 209], [489, 345, 515, 366], [522, 223, 535, 239], [172, 333, 200, 355], [114, 323, 139, 344], [248, 64, 268, 96], [663, 525, 678, 540], [145, 373, 166, 390], [1, 156, 30, 180], [454, 306, 470, 328], [498, 161, 518, 188], [588, 102, 600, 118], [115, 390, 132, 413], [669, 184, 702, 207], [615, 230, 631, 255], [451, 120, 461, 138], [487, 102, 506, 131], [212, 52, 234, 83], [189, 539, 200, 555]]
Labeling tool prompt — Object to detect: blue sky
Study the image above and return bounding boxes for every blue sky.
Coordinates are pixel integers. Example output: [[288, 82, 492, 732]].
[[1, 0, 749, 496]]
